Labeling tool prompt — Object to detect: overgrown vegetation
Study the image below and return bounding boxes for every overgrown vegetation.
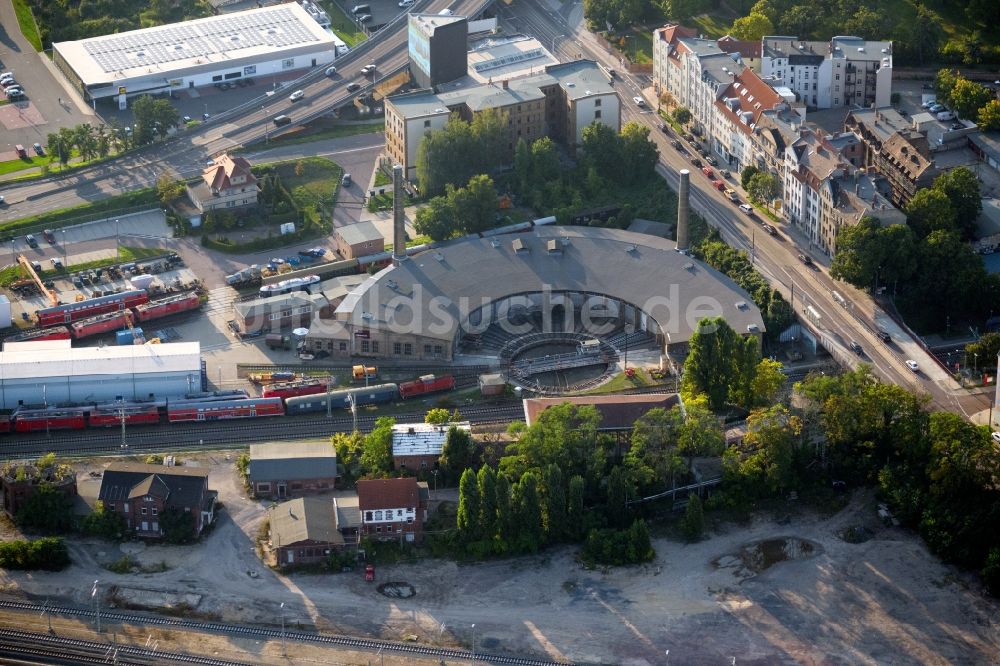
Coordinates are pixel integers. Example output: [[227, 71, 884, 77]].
[[27, 0, 213, 45], [0, 537, 70, 570], [12, 0, 42, 51]]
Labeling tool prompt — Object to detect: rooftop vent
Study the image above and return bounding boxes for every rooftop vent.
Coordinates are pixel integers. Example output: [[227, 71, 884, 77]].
[[546, 239, 561, 254], [512, 238, 527, 253], [361, 312, 374, 321], [387, 279, 398, 289], [434, 252, 445, 261], [408, 427, 415, 434], [881, 48, 888, 54], [626, 244, 637, 253], [857, 47, 864, 52], [490, 239, 501, 248]]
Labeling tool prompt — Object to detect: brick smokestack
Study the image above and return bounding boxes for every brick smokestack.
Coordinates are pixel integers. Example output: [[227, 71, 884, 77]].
[[676, 169, 690, 252], [392, 164, 406, 265]]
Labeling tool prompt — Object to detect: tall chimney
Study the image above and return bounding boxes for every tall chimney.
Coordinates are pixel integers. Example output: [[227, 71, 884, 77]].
[[676, 169, 691, 252], [392, 164, 406, 265]]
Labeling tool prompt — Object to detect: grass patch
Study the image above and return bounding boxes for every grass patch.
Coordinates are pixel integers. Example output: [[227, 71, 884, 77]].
[[12, 0, 43, 51], [585, 368, 652, 394], [273, 157, 342, 207], [265, 120, 385, 149], [689, 11, 736, 39], [0, 155, 54, 177], [0, 188, 159, 238], [374, 169, 392, 187], [320, 0, 368, 47], [384, 235, 431, 253], [607, 30, 653, 64], [748, 197, 780, 224]]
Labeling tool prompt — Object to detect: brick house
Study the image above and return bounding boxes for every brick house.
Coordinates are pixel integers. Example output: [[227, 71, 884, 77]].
[[391, 421, 470, 472], [356, 477, 428, 543], [334, 220, 384, 260], [1, 458, 77, 518], [98, 462, 216, 539], [265, 497, 350, 568], [248, 442, 338, 499]]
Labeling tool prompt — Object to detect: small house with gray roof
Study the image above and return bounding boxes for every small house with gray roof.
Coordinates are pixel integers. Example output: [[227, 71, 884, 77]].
[[248, 442, 338, 499], [98, 462, 216, 539], [265, 497, 346, 567]]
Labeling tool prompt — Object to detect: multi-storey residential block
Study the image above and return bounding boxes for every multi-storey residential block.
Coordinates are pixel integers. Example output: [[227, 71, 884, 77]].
[[845, 107, 938, 206], [761, 35, 892, 110]]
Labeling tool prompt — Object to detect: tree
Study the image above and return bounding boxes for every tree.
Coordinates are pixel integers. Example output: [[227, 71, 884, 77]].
[[729, 11, 774, 41], [514, 138, 532, 193], [46, 131, 72, 169], [681, 317, 743, 410], [907, 6, 940, 67], [131, 95, 178, 146], [906, 188, 957, 239], [680, 494, 704, 542], [530, 137, 560, 186], [425, 408, 450, 425], [414, 195, 458, 241], [81, 501, 127, 540], [778, 5, 816, 37], [746, 172, 780, 208], [606, 466, 630, 529], [831, 217, 918, 289], [949, 78, 993, 120], [740, 165, 760, 190], [499, 403, 601, 482], [15, 484, 75, 533], [159, 506, 196, 544], [619, 122, 659, 184], [514, 471, 544, 553], [331, 431, 365, 481], [439, 425, 475, 473], [672, 107, 691, 125], [983, 547, 1000, 597], [361, 417, 395, 476], [933, 167, 981, 240], [934, 69, 960, 108], [843, 6, 884, 39], [449, 174, 497, 235], [457, 468, 481, 542], [750, 358, 786, 408], [965, 333, 1000, 373], [543, 464, 566, 543], [495, 474, 516, 550], [0, 537, 70, 571], [677, 399, 725, 469], [723, 405, 801, 498], [157, 173, 185, 205], [477, 466, 497, 542], [566, 475, 585, 542], [581, 122, 622, 180], [979, 100, 1000, 131], [626, 407, 684, 488]]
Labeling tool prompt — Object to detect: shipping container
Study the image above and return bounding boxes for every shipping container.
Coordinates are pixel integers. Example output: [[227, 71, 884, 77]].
[[133, 292, 201, 323]]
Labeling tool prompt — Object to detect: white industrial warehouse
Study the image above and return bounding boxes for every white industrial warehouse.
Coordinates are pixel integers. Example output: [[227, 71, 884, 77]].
[[53, 3, 338, 101], [0, 340, 202, 409]]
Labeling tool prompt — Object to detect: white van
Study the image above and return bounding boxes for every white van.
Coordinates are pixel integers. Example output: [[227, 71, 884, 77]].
[[289, 90, 305, 102]]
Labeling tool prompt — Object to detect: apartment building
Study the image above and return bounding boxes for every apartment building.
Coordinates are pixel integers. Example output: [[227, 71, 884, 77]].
[[760, 35, 892, 110], [845, 107, 938, 205], [713, 69, 788, 171], [784, 127, 902, 255], [384, 60, 619, 182]]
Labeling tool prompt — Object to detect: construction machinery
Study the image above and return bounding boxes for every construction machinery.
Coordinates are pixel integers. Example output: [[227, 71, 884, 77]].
[[18, 254, 57, 306]]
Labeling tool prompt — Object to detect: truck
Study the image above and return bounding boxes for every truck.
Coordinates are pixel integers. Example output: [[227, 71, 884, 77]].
[[265, 334, 292, 350], [352, 364, 378, 381], [225, 265, 263, 288]]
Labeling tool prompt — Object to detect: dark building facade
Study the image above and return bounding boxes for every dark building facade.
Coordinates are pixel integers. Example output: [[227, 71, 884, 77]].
[[98, 462, 216, 539], [408, 13, 468, 89]]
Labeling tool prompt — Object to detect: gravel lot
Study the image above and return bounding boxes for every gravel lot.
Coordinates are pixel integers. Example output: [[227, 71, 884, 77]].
[[2, 453, 998, 665]]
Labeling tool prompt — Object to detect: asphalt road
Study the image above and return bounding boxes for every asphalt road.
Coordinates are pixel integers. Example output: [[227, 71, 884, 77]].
[[506, 0, 989, 420], [0, 0, 485, 222]]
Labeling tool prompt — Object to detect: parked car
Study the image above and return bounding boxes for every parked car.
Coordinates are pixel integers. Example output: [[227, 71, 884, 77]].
[[701, 166, 714, 178], [351, 3, 370, 13], [659, 123, 669, 134], [762, 224, 777, 236], [51, 258, 63, 269], [15, 144, 27, 158], [724, 188, 738, 202], [720, 169, 730, 179], [42, 229, 55, 243], [342, 173, 352, 186], [711, 179, 725, 191], [25, 234, 38, 248], [738, 203, 754, 215], [876, 329, 891, 343], [705, 155, 718, 166], [358, 14, 373, 22], [670, 140, 681, 149], [691, 158, 703, 168], [32, 143, 44, 156], [399, 0, 416, 6]]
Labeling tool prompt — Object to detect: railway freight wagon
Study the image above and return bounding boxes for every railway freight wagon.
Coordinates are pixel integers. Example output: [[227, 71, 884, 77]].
[[132, 292, 201, 323], [284, 383, 399, 415], [35, 290, 149, 327], [398, 374, 455, 399], [166, 397, 285, 422], [4, 326, 72, 343], [70, 311, 129, 339]]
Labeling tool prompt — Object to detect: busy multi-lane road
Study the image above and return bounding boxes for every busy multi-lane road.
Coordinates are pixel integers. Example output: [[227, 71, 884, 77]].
[[503, 0, 989, 419], [0, 0, 488, 223]]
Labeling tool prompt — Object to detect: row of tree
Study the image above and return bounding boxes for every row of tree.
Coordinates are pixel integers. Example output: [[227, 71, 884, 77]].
[[413, 175, 498, 241], [415, 108, 509, 197], [28, 0, 212, 45], [832, 167, 999, 332], [934, 69, 1000, 130]]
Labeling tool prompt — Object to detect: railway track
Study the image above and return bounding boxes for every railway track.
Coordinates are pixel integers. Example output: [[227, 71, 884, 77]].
[[0, 603, 571, 666], [0, 403, 525, 460]]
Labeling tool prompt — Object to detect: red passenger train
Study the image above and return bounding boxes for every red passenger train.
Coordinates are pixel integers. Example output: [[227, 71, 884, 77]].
[[4, 326, 72, 343], [398, 374, 456, 399], [88, 404, 162, 427], [35, 290, 150, 327], [166, 397, 285, 422]]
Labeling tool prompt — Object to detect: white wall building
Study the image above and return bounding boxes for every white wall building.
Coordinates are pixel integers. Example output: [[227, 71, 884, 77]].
[[53, 4, 337, 101], [760, 35, 892, 110], [0, 340, 202, 408]]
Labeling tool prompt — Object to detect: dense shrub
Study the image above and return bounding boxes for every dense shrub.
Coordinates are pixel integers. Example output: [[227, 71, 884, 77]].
[[581, 520, 654, 566], [0, 537, 70, 570]]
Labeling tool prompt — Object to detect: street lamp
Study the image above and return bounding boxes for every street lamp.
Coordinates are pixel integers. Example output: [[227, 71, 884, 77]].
[[551, 34, 566, 58], [471, 623, 476, 664], [117, 395, 127, 450], [263, 106, 269, 144], [61, 229, 66, 267], [115, 219, 120, 262], [279, 602, 286, 656], [92, 580, 101, 633]]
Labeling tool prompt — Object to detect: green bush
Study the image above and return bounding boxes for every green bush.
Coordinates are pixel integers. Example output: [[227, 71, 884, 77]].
[[82, 501, 127, 541], [0, 537, 70, 570], [581, 520, 654, 566], [15, 483, 76, 534]]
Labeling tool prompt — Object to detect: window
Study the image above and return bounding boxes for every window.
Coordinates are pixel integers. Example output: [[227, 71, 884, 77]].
[[595, 110, 601, 119], [423, 344, 431, 355], [123, 504, 129, 513], [835, 74, 840, 80], [212, 75, 223, 82], [595, 98, 601, 107], [141, 507, 148, 515], [339, 342, 347, 351], [434, 345, 442, 355], [407, 517, 413, 523], [424, 120, 431, 128], [361, 340, 370, 353], [394, 342, 402, 355], [421, 460, 428, 468], [151, 508, 158, 516], [397, 509, 403, 517], [371, 341, 379, 353], [376, 526, 382, 533], [365, 511, 373, 521], [374, 510, 383, 520], [258, 483, 271, 492], [404, 343, 412, 355]]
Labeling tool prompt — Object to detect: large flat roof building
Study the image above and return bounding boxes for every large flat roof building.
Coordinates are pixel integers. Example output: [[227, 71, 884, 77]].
[[0, 340, 201, 408], [53, 4, 336, 101]]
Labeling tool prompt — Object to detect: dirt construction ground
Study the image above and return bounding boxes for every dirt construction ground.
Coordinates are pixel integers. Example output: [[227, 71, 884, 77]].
[[1, 453, 998, 665]]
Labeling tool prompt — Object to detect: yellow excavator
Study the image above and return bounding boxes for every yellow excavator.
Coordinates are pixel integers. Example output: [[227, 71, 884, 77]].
[[18, 255, 57, 306]]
